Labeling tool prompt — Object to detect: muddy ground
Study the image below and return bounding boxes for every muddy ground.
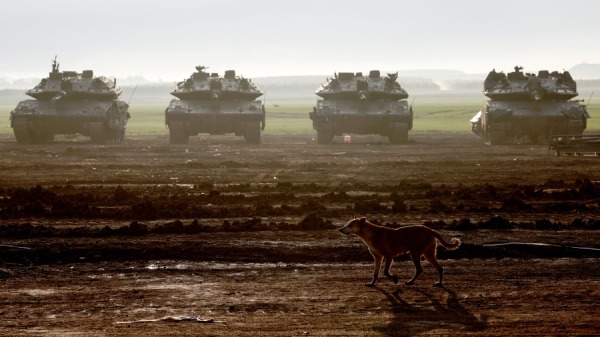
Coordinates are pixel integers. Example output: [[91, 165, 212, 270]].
[[0, 132, 599, 336]]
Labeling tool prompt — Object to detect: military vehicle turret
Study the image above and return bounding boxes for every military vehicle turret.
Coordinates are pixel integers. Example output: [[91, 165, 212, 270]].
[[471, 66, 589, 144], [165, 66, 265, 144], [10, 57, 130, 144], [309, 70, 413, 144]]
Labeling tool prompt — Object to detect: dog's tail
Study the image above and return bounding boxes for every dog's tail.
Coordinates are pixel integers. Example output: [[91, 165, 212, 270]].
[[433, 231, 461, 250]]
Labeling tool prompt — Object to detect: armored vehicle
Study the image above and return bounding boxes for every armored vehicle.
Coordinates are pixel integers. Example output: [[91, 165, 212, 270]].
[[165, 66, 265, 144], [309, 70, 413, 144], [549, 134, 600, 157], [471, 66, 589, 145], [10, 58, 129, 144]]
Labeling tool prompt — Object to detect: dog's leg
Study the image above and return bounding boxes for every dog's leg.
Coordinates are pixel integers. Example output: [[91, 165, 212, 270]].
[[383, 257, 398, 284], [405, 252, 422, 286], [367, 254, 383, 287], [424, 250, 444, 287]]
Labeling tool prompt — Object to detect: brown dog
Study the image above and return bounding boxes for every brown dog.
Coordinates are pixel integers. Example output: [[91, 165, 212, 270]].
[[339, 217, 461, 287]]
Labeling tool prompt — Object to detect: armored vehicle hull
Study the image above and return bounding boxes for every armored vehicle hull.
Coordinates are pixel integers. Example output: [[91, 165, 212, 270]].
[[310, 100, 412, 144], [165, 99, 265, 144], [310, 71, 413, 144], [166, 66, 265, 144], [11, 100, 129, 144], [472, 66, 589, 145], [471, 100, 588, 145], [10, 58, 129, 144]]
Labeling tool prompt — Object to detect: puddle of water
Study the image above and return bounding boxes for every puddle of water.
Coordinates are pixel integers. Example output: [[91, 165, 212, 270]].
[[22, 289, 55, 296], [484, 242, 600, 251], [144, 261, 291, 271]]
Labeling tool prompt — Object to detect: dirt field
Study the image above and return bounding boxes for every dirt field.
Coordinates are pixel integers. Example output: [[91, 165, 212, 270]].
[[1, 132, 599, 336]]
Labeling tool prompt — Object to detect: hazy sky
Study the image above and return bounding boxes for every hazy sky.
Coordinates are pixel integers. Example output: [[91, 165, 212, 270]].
[[2, 0, 599, 81]]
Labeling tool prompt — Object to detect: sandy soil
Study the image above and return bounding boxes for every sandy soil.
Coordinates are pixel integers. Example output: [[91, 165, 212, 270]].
[[0, 132, 599, 336]]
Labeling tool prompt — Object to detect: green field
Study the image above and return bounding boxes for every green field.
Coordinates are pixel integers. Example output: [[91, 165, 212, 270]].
[[99, 100, 600, 134], [2, 98, 600, 136]]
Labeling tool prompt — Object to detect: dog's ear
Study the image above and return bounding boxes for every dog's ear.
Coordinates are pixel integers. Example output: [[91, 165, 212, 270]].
[[359, 217, 366, 224]]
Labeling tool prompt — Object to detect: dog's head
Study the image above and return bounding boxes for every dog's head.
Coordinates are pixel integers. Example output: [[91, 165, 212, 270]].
[[338, 217, 366, 235]]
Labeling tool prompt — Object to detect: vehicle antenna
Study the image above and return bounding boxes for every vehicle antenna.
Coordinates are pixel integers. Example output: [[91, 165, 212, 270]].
[[262, 90, 267, 130], [586, 91, 594, 107], [128, 84, 138, 105]]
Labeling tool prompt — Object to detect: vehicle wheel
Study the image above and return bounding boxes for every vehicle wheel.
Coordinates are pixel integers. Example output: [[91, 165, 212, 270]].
[[27, 127, 54, 143], [118, 129, 125, 143], [89, 122, 107, 144], [34, 132, 55, 143], [243, 121, 261, 144], [316, 122, 334, 144], [388, 123, 409, 144], [568, 126, 584, 135], [487, 123, 506, 145], [169, 121, 189, 144], [106, 128, 125, 144], [12, 118, 32, 143]]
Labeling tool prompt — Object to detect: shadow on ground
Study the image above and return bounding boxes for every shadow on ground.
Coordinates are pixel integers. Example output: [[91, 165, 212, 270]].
[[372, 286, 488, 336]]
